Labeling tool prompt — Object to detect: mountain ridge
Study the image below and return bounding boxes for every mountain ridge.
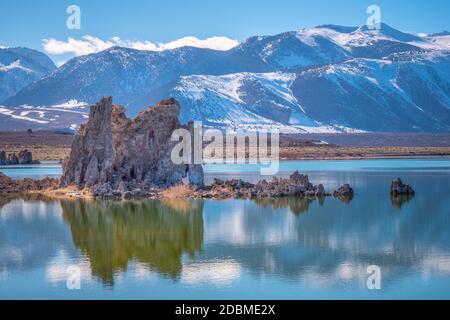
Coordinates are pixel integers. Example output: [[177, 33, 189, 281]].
[[2, 23, 450, 133]]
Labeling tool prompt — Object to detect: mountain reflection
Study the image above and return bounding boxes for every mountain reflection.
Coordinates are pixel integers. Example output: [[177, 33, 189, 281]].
[[61, 199, 204, 285], [253, 197, 319, 215]]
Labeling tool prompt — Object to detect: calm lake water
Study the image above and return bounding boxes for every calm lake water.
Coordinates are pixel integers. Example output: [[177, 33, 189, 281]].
[[1, 158, 450, 299]]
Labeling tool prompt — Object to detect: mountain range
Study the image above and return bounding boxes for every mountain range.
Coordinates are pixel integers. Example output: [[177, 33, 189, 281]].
[[1, 23, 450, 132]]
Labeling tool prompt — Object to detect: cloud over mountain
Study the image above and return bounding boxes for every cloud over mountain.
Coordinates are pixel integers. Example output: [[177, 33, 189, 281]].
[[42, 35, 239, 56]]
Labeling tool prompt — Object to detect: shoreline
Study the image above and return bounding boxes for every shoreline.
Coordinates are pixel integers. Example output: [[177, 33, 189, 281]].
[[0, 170, 354, 202], [0, 152, 450, 168], [2, 130, 450, 162]]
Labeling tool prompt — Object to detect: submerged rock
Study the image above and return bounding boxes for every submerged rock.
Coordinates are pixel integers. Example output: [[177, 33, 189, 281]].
[[60, 97, 204, 192], [390, 178, 415, 196]]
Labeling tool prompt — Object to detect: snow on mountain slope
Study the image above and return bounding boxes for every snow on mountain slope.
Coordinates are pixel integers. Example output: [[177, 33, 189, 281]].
[[236, 30, 351, 70], [171, 72, 361, 133], [0, 47, 56, 103], [291, 52, 450, 132], [0, 100, 88, 131], [4, 45, 270, 113]]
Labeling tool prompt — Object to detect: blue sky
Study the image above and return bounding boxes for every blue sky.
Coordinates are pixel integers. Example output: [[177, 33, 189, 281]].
[[1, 0, 449, 63]]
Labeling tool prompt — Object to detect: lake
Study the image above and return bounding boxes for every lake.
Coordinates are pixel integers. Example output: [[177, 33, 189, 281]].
[[1, 158, 450, 299]]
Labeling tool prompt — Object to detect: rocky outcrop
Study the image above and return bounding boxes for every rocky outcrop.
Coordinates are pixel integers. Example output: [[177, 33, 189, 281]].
[[0, 149, 36, 165], [0, 172, 59, 194], [200, 171, 329, 199], [390, 178, 415, 196], [333, 184, 354, 201], [60, 97, 204, 193]]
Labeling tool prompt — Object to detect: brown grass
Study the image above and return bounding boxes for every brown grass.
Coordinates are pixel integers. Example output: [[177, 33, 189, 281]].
[[160, 184, 195, 199]]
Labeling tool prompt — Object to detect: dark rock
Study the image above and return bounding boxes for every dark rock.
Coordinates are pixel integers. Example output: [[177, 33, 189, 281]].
[[333, 184, 354, 200], [0, 150, 35, 165], [390, 178, 415, 196], [0, 151, 6, 165], [207, 171, 330, 199], [7, 153, 18, 165], [60, 97, 204, 191], [18, 149, 33, 164]]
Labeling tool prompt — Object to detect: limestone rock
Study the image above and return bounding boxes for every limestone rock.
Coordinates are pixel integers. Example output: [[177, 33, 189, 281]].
[[60, 97, 204, 190], [390, 178, 415, 196]]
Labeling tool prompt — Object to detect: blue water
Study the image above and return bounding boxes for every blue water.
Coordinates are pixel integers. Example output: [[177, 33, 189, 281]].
[[0, 164, 62, 180], [204, 158, 450, 174], [1, 158, 450, 299], [2, 158, 449, 179]]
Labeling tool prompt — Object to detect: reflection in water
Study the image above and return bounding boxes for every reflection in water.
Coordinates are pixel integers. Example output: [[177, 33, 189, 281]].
[[391, 194, 415, 209], [0, 195, 73, 276], [1, 169, 450, 298], [253, 197, 319, 215], [61, 199, 204, 285]]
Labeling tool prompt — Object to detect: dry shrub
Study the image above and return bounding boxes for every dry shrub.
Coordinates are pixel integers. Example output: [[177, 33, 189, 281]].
[[161, 184, 194, 199]]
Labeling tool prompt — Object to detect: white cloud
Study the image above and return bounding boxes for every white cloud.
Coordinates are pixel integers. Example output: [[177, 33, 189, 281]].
[[42, 35, 239, 56]]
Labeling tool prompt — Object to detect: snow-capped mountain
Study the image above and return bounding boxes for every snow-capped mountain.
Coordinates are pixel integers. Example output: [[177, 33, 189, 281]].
[[171, 72, 359, 133], [291, 53, 450, 132], [2, 23, 450, 132], [0, 47, 55, 103]]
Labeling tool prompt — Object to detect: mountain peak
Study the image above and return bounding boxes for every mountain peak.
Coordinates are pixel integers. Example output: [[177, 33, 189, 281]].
[[314, 24, 359, 34], [356, 23, 423, 42], [431, 31, 450, 37]]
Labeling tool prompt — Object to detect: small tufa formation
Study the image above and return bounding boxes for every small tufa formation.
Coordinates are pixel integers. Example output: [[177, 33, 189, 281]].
[[0, 149, 35, 165], [0, 172, 59, 194], [333, 184, 354, 201], [202, 171, 328, 199], [390, 178, 415, 196], [60, 97, 204, 194], [255, 171, 327, 198]]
